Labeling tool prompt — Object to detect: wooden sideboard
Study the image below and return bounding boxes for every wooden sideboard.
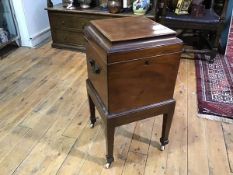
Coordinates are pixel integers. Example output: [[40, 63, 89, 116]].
[[46, 4, 155, 51]]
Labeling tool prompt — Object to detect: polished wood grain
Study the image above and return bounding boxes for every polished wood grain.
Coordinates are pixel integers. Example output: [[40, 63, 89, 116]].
[[84, 21, 182, 60], [108, 53, 180, 113], [0, 43, 232, 174], [86, 43, 108, 108], [85, 38, 182, 113], [91, 16, 176, 42]]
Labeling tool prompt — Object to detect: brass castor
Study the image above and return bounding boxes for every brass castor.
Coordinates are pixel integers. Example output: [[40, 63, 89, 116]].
[[105, 162, 111, 169], [160, 145, 165, 151], [89, 117, 96, 128], [90, 123, 95, 128], [105, 156, 114, 168]]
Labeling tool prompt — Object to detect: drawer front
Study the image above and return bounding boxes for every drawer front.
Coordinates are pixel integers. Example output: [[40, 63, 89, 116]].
[[49, 13, 88, 30], [49, 13, 113, 31], [52, 30, 85, 46], [86, 43, 108, 108]]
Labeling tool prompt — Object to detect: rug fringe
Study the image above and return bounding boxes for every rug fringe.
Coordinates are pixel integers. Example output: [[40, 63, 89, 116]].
[[198, 113, 233, 124]]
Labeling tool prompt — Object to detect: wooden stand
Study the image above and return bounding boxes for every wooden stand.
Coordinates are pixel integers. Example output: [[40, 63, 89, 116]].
[[86, 80, 175, 168]]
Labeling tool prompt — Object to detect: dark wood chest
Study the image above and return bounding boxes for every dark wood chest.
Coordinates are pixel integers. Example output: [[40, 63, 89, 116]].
[[84, 16, 183, 114], [84, 16, 183, 167], [47, 7, 113, 51], [46, 4, 155, 51]]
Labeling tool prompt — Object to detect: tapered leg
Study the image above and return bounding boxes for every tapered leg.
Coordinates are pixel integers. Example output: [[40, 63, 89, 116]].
[[105, 122, 115, 168], [213, 29, 221, 49], [160, 103, 175, 151], [88, 94, 96, 128]]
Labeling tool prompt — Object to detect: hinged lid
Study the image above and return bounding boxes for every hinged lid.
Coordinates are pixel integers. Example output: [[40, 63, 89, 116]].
[[84, 16, 183, 63], [90, 16, 176, 43]]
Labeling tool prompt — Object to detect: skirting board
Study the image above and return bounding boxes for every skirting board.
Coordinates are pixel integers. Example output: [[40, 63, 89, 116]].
[[29, 27, 51, 48]]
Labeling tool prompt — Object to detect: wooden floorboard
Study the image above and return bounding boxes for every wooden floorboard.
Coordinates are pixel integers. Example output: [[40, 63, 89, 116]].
[[222, 123, 233, 172], [0, 44, 232, 175], [187, 60, 209, 175]]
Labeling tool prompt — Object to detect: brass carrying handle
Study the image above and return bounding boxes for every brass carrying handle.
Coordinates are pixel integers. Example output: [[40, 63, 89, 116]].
[[89, 59, 101, 74]]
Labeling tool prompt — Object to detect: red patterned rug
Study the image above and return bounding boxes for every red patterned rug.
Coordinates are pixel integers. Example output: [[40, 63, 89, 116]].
[[195, 21, 233, 123]]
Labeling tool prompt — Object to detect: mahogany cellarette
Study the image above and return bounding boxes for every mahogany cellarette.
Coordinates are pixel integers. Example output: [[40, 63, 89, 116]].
[[84, 16, 183, 168]]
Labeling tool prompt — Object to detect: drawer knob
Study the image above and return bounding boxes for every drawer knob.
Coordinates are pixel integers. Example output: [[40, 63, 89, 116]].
[[144, 60, 150, 65], [89, 59, 101, 74]]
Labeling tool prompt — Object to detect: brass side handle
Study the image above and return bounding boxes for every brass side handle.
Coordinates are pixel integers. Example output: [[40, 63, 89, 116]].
[[89, 59, 101, 74]]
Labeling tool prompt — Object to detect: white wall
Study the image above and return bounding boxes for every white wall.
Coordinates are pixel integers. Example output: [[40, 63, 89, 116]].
[[12, 0, 30, 46], [53, 0, 62, 4], [12, 0, 61, 47]]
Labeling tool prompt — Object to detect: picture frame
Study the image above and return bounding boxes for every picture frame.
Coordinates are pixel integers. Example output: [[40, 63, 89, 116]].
[[175, 0, 192, 15]]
